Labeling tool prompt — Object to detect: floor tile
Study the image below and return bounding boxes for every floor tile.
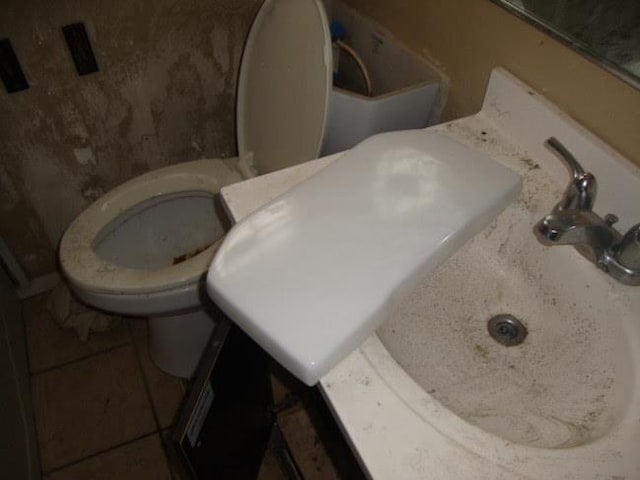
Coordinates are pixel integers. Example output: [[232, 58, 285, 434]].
[[44, 434, 172, 480], [24, 293, 131, 373], [32, 344, 156, 472], [134, 334, 185, 429]]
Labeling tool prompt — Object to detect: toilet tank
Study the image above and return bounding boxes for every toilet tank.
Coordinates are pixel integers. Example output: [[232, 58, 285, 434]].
[[321, 0, 449, 155]]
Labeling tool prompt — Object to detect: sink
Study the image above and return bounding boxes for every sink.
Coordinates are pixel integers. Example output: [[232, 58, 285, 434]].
[[376, 199, 636, 449], [353, 118, 640, 477]]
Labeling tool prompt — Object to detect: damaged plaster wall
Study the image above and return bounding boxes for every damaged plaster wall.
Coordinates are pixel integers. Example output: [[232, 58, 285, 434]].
[[0, 0, 259, 278]]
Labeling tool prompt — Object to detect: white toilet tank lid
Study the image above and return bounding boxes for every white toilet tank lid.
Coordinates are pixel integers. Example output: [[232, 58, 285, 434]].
[[236, 0, 332, 175], [207, 131, 522, 386]]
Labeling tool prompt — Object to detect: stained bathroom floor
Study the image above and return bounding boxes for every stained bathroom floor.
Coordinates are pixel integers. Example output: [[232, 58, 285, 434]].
[[24, 292, 185, 479], [24, 291, 343, 480]]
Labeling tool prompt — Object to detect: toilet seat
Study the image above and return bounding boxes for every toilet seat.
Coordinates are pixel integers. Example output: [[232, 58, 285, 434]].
[[60, 159, 242, 296], [236, 0, 331, 174]]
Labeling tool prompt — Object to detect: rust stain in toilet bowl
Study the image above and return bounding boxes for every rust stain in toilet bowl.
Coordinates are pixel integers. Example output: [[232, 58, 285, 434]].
[[172, 243, 213, 265]]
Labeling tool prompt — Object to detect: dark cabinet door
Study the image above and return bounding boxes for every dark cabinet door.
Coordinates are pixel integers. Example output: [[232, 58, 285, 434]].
[[173, 319, 273, 479]]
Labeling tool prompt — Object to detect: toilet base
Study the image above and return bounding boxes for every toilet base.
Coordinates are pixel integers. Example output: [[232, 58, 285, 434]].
[[148, 309, 216, 378]]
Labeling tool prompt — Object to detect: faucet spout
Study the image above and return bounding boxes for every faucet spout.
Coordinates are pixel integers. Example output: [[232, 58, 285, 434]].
[[534, 210, 621, 263], [535, 210, 595, 245]]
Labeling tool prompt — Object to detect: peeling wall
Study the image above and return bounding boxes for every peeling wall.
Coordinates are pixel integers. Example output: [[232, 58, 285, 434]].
[[0, 0, 259, 278]]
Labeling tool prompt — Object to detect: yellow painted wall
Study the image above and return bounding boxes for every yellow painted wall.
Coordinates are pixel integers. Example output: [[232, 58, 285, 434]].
[[343, 0, 640, 167]]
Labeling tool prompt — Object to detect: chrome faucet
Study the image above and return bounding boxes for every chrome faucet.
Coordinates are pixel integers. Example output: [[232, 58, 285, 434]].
[[533, 137, 640, 286]]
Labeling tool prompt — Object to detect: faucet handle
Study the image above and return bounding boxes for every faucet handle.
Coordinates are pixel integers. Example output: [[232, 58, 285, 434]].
[[615, 223, 640, 270], [545, 137, 597, 211], [604, 214, 619, 227]]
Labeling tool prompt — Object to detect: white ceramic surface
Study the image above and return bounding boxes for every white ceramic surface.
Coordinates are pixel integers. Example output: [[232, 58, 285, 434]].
[[218, 68, 640, 478], [207, 130, 521, 385], [60, 158, 241, 297], [238, 0, 446, 172], [59, 158, 241, 377], [237, 0, 331, 174], [320, 0, 445, 155], [322, 84, 440, 155]]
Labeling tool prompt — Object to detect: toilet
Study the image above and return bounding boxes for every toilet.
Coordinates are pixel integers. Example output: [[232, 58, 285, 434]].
[[59, 0, 436, 378], [60, 0, 336, 378], [60, 159, 242, 377]]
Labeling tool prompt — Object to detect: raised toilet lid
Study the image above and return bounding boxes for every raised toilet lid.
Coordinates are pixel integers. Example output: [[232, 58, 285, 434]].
[[237, 0, 332, 174]]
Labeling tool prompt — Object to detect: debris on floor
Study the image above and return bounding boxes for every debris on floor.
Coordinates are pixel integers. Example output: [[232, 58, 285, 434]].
[[47, 281, 121, 341]]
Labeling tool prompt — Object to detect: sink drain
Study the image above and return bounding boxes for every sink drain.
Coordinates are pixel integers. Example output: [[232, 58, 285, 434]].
[[487, 314, 527, 346]]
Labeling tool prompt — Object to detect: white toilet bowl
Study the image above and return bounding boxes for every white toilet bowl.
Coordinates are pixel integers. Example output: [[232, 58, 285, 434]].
[[60, 158, 243, 377]]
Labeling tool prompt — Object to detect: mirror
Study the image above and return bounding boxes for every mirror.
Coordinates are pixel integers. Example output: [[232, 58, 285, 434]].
[[491, 0, 640, 89]]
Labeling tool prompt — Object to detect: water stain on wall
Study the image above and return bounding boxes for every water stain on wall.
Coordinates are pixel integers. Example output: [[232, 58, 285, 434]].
[[0, 0, 259, 277]]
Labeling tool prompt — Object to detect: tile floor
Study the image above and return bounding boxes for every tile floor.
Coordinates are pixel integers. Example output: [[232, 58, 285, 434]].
[[25, 293, 183, 479], [24, 291, 339, 480]]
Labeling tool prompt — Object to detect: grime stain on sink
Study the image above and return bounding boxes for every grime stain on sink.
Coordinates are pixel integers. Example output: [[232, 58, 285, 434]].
[[473, 344, 490, 360]]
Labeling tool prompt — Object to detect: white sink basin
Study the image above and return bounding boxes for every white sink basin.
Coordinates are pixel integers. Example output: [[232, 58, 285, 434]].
[[376, 196, 637, 450], [350, 116, 640, 477]]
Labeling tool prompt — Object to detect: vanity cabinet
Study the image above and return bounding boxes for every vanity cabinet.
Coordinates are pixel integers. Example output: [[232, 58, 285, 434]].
[[173, 316, 365, 479]]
